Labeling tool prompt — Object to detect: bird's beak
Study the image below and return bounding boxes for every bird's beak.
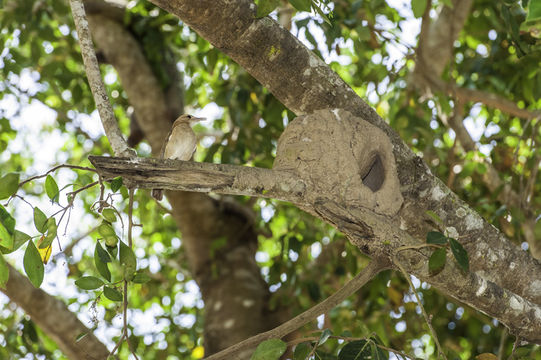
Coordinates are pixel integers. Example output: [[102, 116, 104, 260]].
[[191, 117, 205, 123]]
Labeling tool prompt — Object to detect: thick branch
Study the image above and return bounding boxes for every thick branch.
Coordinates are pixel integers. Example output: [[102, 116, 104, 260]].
[[88, 156, 307, 205], [84, 6, 173, 153], [451, 85, 541, 120], [417, 0, 473, 77], [69, 0, 135, 158], [2, 264, 109, 359], [314, 199, 541, 344]]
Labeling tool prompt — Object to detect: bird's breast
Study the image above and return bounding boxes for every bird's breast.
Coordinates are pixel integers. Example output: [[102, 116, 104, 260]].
[[164, 126, 197, 160]]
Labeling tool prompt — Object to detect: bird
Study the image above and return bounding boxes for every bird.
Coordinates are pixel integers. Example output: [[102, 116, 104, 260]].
[[152, 114, 205, 200]]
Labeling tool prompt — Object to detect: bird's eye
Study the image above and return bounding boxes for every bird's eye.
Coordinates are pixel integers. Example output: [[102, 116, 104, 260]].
[[187, 115, 192, 119]]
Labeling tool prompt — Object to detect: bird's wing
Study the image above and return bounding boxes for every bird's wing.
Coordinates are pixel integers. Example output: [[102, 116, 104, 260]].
[[159, 129, 173, 159]]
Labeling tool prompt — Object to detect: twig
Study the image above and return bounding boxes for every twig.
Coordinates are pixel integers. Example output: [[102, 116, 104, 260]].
[[53, 226, 97, 261], [126, 188, 138, 359], [507, 336, 520, 360], [203, 259, 388, 360], [66, 181, 100, 199], [68, 0, 135, 158], [451, 85, 541, 120], [498, 328, 508, 360], [17, 164, 98, 188], [394, 247, 447, 360]]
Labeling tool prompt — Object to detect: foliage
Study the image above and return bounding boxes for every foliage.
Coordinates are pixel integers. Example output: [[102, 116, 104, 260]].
[[0, 0, 540, 359]]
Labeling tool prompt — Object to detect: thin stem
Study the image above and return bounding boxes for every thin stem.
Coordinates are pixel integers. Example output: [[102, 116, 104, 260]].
[[506, 337, 520, 360], [393, 249, 447, 360], [17, 164, 97, 189], [66, 181, 99, 199], [125, 188, 138, 359], [498, 328, 508, 360], [128, 188, 134, 248]]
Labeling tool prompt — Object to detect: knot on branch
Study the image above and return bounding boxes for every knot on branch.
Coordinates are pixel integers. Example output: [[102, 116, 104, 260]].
[[274, 109, 403, 216]]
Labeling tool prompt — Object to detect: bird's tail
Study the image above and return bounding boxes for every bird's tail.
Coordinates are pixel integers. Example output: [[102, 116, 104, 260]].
[[152, 189, 163, 201]]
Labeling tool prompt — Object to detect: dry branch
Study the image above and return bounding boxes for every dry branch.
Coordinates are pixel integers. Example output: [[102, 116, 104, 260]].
[[69, 0, 135, 158], [2, 264, 109, 359], [88, 156, 306, 204]]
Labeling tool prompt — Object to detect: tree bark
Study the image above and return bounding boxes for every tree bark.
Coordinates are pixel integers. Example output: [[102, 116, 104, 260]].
[[1, 264, 110, 360]]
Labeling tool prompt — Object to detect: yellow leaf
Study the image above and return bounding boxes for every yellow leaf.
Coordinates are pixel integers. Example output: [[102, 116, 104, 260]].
[[192, 345, 204, 359], [475, 353, 498, 360], [250, 92, 259, 104], [36, 235, 52, 264], [387, 286, 403, 309]]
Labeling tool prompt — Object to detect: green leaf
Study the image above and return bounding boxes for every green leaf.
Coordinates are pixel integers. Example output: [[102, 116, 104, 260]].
[[75, 332, 88, 342], [101, 208, 117, 223], [449, 238, 469, 272], [293, 342, 311, 360], [0, 173, 19, 200], [12, 230, 31, 251], [107, 244, 118, 259], [426, 231, 448, 245], [339, 340, 371, 360], [250, 339, 287, 360], [33, 207, 48, 233], [98, 222, 118, 247], [0, 205, 15, 234], [132, 271, 151, 284], [119, 241, 137, 281], [307, 281, 321, 301], [255, 0, 280, 18], [75, 276, 104, 290], [98, 222, 116, 237], [110, 177, 123, 192], [371, 342, 388, 360], [0, 222, 13, 251], [41, 218, 57, 248], [318, 329, 333, 345], [45, 175, 59, 202], [0, 205, 15, 250], [289, 0, 311, 12], [94, 242, 111, 282], [428, 248, 447, 276], [425, 210, 442, 224], [312, 3, 332, 25], [2, 230, 31, 254], [24, 240, 44, 288], [526, 0, 541, 22], [411, 0, 427, 18], [0, 254, 9, 289], [21, 318, 38, 343], [103, 286, 123, 302]]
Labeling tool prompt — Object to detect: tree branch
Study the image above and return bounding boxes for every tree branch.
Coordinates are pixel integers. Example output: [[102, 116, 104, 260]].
[[203, 259, 389, 360], [451, 85, 541, 120], [2, 264, 109, 359], [88, 155, 307, 205], [69, 0, 135, 158]]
